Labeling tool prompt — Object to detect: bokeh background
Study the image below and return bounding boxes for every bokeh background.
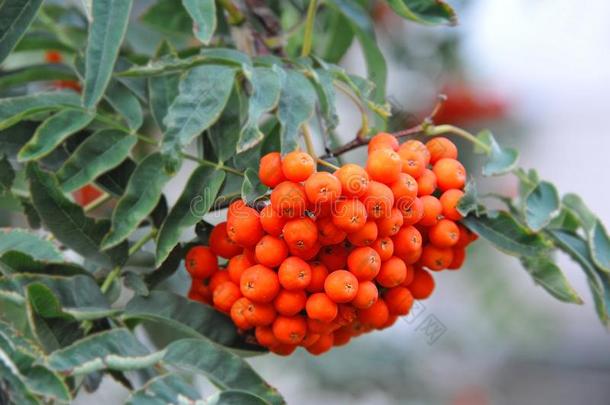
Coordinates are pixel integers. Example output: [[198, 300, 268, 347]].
[[4, 0, 609, 403]]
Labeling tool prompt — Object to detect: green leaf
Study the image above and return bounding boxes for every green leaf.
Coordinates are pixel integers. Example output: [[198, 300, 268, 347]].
[[0, 251, 89, 277], [101, 153, 173, 249], [182, 0, 216, 44], [17, 109, 94, 162], [82, 0, 133, 108], [520, 255, 582, 304], [0, 0, 45, 63], [476, 130, 519, 176], [0, 354, 41, 405], [155, 166, 224, 266], [0, 91, 80, 131], [20, 365, 71, 403], [0, 274, 115, 320], [461, 211, 549, 257], [457, 179, 480, 217], [122, 291, 243, 347], [162, 65, 236, 159], [207, 390, 271, 405], [241, 168, 266, 205], [104, 80, 143, 131], [562, 193, 596, 232], [0, 154, 15, 192], [208, 85, 244, 162], [524, 180, 560, 232], [550, 229, 610, 326], [327, 0, 387, 106], [19, 198, 41, 229], [144, 245, 183, 289], [46, 328, 162, 375], [141, 0, 192, 36], [164, 339, 282, 404], [0, 228, 62, 262], [26, 163, 128, 267], [238, 67, 282, 152], [277, 69, 316, 153], [122, 271, 149, 296], [311, 68, 339, 131], [591, 220, 610, 272], [0, 64, 76, 91], [148, 73, 179, 132], [56, 129, 137, 193], [319, 11, 354, 63], [385, 0, 457, 25], [125, 374, 202, 405], [94, 158, 136, 196]]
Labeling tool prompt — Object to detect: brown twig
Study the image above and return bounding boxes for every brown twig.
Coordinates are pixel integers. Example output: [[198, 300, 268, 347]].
[[320, 94, 447, 158]]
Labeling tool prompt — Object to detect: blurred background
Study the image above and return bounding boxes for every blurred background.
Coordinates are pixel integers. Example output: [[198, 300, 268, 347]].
[[4, 0, 609, 403]]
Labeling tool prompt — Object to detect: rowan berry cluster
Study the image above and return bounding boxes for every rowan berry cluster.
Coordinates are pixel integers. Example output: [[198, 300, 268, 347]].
[[185, 133, 477, 356]]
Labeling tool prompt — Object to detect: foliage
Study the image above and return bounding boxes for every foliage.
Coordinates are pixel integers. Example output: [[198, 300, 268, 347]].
[[0, 0, 608, 402]]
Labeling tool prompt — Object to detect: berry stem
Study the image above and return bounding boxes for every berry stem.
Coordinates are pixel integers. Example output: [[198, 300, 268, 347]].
[[424, 124, 492, 155], [302, 124, 317, 159], [317, 158, 340, 171], [301, 0, 319, 57]]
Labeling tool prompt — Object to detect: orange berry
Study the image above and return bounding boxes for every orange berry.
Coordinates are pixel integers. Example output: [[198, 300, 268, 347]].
[[366, 149, 402, 184], [259, 152, 286, 187], [376, 256, 407, 288], [254, 235, 288, 268], [347, 246, 381, 281], [306, 292, 338, 322], [419, 195, 442, 227], [380, 315, 398, 329], [401, 264, 415, 287], [334, 164, 369, 197], [332, 198, 368, 233], [317, 216, 347, 246], [368, 132, 399, 152], [360, 181, 394, 219], [318, 244, 348, 271], [185, 246, 218, 279], [384, 287, 413, 316], [398, 196, 424, 226], [274, 289, 307, 316], [282, 151, 315, 182], [433, 158, 466, 191], [307, 318, 339, 335], [428, 219, 460, 248], [226, 204, 264, 247], [272, 315, 307, 344], [230, 297, 253, 330], [324, 270, 359, 303], [243, 247, 256, 263], [305, 171, 342, 205], [390, 173, 418, 206], [188, 278, 210, 303], [270, 344, 297, 356], [398, 143, 427, 179], [270, 181, 307, 218], [401, 140, 431, 165], [300, 331, 321, 347], [209, 222, 242, 259], [392, 225, 422, 259], [208, 269, 231, 293], [421, 245, 454, 271], [278, 257, 312, 290], [255, 326, 279, 347], [245, 301, 277, 326], [347, 220, 378, 247], [416, 169, 437, 197], [358, 298, 389, 329], [455, 224, 478, 248], [448, 247, 466, 270], [240, 265, 280, 303], [333, 326, 352, 346], [402, 246, 423, 265], [371, 237, 394, 261], [283, 217, 318, 252], [259, 204, 286, 236], [213, 281, 241, 312], [351, 280, 378, 309], [306, 262, 329, 293], [290, 241, 321, 261], [336, 304, 358, 326], [306, 333, 334, 355], [440, 189, 464, 221], [426, 137, 458, 164], [409, 268, 435, 299], [44, 51, 63, 63], [376, 208, 403, 237], [227, 253, 254, 284]]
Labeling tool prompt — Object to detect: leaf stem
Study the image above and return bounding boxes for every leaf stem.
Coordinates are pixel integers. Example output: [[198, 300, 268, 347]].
[[424, 124, 492, 154], [181, 153, 244, 176], [302, 125, 317, 159], [301, 0, 319, 57], [100, 266, 121, 294], [218, 0, 246, 25]]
